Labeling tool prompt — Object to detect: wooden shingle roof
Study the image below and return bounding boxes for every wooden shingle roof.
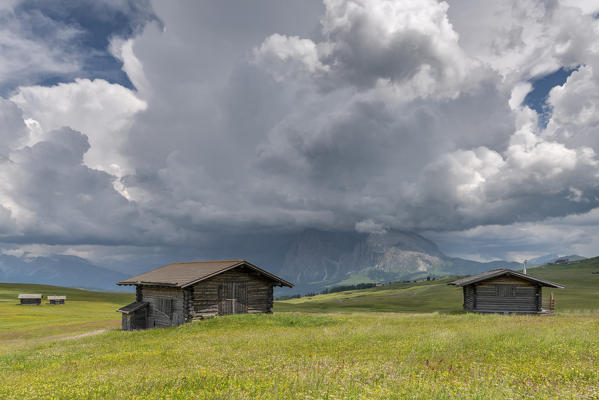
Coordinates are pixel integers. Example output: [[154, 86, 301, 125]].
[[117, 301, 148, 314], [18, 294, 42, 299], [117, 260, 293, 288], [449, 268, 564, 288], [47, 296, 66, 300]]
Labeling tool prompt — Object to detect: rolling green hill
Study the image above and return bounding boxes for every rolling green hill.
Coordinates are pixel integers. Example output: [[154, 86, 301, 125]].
[[0, 283, 133, 347], [525, 257, 599, 310], [0, 282, 133, 303], [275, 258, 599, 313], [276, 277, 462, 313]]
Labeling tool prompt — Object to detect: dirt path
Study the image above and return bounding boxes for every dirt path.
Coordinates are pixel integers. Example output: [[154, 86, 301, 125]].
[[59, 329, 109, 341]]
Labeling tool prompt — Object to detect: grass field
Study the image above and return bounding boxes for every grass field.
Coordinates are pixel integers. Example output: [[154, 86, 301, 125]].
[[0, 261, 598, 399], [0, 283, 133, 348], [276, 259, 599, 313], [1, 313, 599, 399]]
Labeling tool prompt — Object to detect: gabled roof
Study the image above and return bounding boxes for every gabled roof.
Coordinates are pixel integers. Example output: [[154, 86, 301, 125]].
[[47, 296, 66, 300], [449, 268, 564, 288], [18, 294, 42, 299], [117, 301, 148, 314], [117, 260, 293, 288]]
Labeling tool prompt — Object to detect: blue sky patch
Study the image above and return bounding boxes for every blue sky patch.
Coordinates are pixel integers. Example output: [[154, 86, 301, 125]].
[[1, 0, 158, 95], [523, 67, 578, 127]]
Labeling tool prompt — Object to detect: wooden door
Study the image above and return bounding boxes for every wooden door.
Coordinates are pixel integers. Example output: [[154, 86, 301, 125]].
[[218, 282, 248, 315], [153, 297, 173, 327]]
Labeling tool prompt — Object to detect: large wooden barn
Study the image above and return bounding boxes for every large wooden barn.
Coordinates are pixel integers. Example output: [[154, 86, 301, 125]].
[[116, 260, 293, 330], [449, 268, 564, 314]]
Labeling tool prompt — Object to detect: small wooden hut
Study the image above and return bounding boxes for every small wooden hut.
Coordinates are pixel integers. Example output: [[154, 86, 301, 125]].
[[18, 294, 42, 305], [116, 260, 293, 330], [449, 268, 564, 314], [48, 296, 66, 305]]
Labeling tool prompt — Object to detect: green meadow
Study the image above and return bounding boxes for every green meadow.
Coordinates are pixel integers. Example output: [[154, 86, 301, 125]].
[[276, 258, 599, 313], [0, 283, 133, 348], [0, 260, 598, 399]]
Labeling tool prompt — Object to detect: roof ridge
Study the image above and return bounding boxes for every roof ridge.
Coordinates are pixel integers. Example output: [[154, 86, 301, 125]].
[[117, 259, 293, 288], [449, 267, 564, 288], [170, 259, 244, 265]]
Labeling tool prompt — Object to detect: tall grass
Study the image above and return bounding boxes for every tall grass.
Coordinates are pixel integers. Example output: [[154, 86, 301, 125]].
[[1, 313, 598, 399]]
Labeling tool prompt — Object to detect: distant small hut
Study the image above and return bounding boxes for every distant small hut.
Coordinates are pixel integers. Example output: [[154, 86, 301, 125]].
[[116, 260, 293, 330], [449, 268, 564, 314], [552, 258, 570, 265], [18, 294, 42, 305], [48, 296, 66, 305]]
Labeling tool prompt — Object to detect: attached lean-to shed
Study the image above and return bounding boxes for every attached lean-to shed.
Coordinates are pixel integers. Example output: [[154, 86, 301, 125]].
[[116, 260, 293, 330], [48, 296, 66, 305], [117, 301, 148, 331], [449, 268, 564, 314], [18, 294, 42, 305]]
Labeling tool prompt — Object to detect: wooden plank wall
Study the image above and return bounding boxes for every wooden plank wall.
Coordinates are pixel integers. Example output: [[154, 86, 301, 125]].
[[121, 309, 148, 331], [189, 268, 273, 320], [134, 308, 147, 329], [183, 289, 193, 322], [463, 286, 475, 311], [19, 299, 41, 305], [473, 276, 540, 313], [217, 281, 248, 315], [141, 286, 186, 328], [122, 314, 132, 331]]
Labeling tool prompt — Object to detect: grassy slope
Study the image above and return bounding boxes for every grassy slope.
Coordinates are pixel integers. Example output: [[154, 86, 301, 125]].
[[0, 283, 133, 347], [276, 277, 462, 313], [525, 257, 599, 310], [1, 313, 598, 399], [275, 258, 599, 313], [1, 262, 598, 398]]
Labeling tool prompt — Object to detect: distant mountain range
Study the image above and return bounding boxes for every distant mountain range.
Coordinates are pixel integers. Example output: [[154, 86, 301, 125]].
[[0, 229, 587, 294], [279, 229, 522, 293], [0, 254, 129, 291]]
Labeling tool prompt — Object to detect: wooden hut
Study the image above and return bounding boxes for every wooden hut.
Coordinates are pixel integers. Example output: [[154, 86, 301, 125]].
[[116, 260, 293, 330], [48, 296, 66, 305], [449, 268, 564, 314], [18, 294, 42, 305]]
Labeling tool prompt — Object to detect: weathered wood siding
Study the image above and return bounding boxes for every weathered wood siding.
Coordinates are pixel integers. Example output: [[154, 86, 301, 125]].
[[470, 276, 541, 313], [122, 314, 132, 331], [49, 299, 65, 305], [189, 268, 273, 319], [141, 286, 186, 328], [122, 308, 148, 331], [217, 281, 248, 315], [19, 299, 41, 305], [463, 286, 475, 311]]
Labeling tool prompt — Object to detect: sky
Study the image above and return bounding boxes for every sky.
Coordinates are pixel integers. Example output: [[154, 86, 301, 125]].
[[1, 0, 599, 270]]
